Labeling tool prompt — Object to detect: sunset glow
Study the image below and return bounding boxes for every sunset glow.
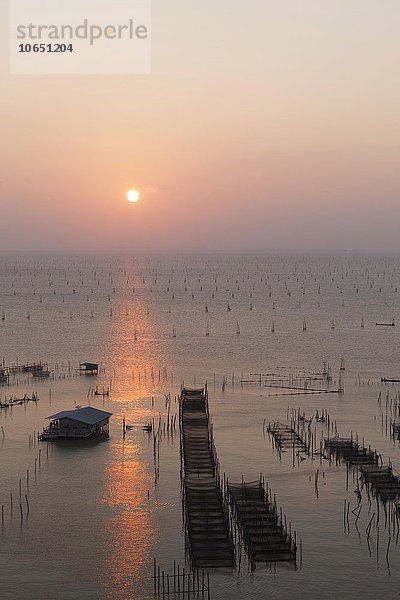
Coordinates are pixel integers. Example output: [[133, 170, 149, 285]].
[[1, 1, 400, 254]]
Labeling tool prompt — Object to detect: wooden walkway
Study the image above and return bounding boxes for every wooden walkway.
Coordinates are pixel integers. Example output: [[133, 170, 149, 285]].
[[324, 437, 379, 466], [324, 437, 400, 502], [361, 465, 400, 500], [227, 479, 297, 566], [180, 386, 234, 569], [267, 422, 309, 453]]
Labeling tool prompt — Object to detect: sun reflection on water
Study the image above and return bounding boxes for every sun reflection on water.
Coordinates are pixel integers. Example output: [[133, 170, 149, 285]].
[[104, 267, 169, 402], [102, 433, 156, 599], [100, 267, 168, 598]]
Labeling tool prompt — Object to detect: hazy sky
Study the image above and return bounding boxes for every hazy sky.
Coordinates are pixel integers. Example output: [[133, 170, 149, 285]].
[[1, 0, 400, 252]]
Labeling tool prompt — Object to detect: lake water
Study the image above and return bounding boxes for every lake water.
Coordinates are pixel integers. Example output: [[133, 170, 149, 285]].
[[1, 253, 400, 599]]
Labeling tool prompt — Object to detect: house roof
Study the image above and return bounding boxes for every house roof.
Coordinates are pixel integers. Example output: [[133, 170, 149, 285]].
[[46, 406, 113, 425]]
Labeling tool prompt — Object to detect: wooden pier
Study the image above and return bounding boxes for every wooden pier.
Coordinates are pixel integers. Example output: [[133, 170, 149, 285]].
[[227, 478, 297, 567], [361, 465, 400, 501], [324, 436, 400, 503], [180, 386, 234, 569], [267, 422, 309, 453], [324, 437, 379, 466]]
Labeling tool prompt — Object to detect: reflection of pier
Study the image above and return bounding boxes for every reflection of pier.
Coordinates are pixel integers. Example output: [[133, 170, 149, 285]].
[[227, 478, 297, 567], [180, 386, 234, 569]]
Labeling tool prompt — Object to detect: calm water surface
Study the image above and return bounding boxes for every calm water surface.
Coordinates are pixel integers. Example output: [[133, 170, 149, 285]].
[[1, 254, 400, 599]]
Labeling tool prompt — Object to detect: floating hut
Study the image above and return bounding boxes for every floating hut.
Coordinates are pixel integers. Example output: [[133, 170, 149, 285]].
[[80, 362, 99, 375], [40, 406, 112, 440]]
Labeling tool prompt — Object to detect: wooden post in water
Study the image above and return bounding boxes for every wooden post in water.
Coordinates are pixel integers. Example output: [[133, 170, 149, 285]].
[[153, 558, 156, 595]]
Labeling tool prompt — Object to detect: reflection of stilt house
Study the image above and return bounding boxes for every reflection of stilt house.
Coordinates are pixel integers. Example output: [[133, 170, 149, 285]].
[[40, 406, 112, 440], [80, 362, 99, 375]]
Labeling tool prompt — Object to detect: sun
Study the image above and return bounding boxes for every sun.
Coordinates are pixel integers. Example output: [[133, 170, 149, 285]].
[[127, 189, 140, 203]]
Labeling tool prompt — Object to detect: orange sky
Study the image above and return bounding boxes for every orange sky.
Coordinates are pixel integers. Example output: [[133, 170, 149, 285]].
[[1, 1, 400, 252]]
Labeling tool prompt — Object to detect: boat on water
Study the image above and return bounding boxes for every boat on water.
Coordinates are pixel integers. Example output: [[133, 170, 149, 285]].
[[32, 368, 51, 378], [0, 393, 39, 409], [125, 422, 152, 432], [381, 377, 400, 383], [376, 320, 395, 326]]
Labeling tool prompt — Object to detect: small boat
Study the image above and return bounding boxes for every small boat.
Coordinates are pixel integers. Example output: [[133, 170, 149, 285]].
[[32, 369, 51, 378], [125, 422, 152, 432], [9, 398, 25, 405], [376, 321, 395, 326], [381, 377, 400, 383]]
